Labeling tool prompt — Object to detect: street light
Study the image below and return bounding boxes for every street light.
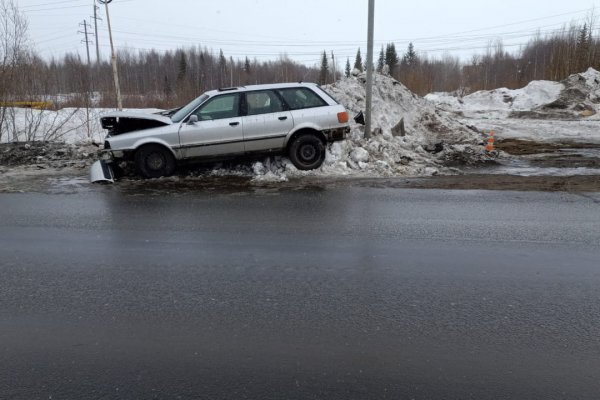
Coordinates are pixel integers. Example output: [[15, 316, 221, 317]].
[[97, 0, 123, 110]]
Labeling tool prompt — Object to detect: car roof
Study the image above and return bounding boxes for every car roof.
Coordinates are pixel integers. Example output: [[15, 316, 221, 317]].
[[203, 82, 319, 97]]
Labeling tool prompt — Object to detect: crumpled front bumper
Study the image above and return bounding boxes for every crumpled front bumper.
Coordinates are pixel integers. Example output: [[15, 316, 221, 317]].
[[89, 160, 115, 183]]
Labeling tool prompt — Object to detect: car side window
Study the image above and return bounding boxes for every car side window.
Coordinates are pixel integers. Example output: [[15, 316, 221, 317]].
[[277, 88, 327, 110], [193, 94, 240, 121], [246, 90, 284, 116]]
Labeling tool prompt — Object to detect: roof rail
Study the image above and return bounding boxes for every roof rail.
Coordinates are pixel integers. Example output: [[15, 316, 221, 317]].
[[217, 87, 239, 92]]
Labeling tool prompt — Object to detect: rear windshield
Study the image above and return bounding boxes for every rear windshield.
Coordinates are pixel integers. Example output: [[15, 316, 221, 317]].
[[276, 88, 327, 110], [316, 85, 341, 104]]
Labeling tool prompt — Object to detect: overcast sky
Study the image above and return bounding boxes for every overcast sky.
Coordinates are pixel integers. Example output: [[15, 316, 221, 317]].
[[18, 0, 600, 67]]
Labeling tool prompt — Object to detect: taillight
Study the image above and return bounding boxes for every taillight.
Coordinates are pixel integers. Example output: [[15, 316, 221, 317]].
[[337, 111, 349, 123]]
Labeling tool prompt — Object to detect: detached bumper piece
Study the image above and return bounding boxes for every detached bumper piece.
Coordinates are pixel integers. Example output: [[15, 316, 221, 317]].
[[89, 160, 115, 183], [324, 126, 350, 142]]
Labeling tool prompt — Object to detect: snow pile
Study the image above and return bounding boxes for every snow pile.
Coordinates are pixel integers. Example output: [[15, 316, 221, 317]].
[[425, 69, 600, 143], [532, 67, 600, 119], [426, 80, 564, 118], [426, 68, 600, 121]]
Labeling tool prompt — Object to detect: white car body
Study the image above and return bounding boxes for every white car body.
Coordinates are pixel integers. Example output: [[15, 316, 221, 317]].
[[99, 82, 350, 177]]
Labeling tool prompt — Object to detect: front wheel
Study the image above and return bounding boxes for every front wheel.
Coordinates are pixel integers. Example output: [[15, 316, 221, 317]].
[[134, 144, 176, 178], [288, 134, 326, 170]]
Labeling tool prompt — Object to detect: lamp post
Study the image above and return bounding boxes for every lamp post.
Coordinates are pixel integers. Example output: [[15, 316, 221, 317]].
[[98, 0, 122, 110]]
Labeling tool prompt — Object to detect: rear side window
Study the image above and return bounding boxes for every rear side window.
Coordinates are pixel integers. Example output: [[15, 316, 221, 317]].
[[277, 88, 327, 110], [246, 90, 284, 116]]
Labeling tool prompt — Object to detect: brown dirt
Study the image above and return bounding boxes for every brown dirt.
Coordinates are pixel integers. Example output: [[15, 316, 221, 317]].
[[496, 139, 600, 155]]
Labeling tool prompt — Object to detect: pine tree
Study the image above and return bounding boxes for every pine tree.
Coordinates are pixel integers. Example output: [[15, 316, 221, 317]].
[[218, 49, 227, 87], [176, 52, 187, 83], [385, 43, 399, 75], [244, 57, 251, 74], [353, 48, 363, 72], [402, 42, 418, 67], [319, 50, 329, 85], [377, 46, 385, 72], [345, 57, 351, 77], [576, 24, 590, 72]]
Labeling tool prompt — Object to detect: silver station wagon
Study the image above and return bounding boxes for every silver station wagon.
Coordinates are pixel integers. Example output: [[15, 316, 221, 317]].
[[98, 82, 350, 179]]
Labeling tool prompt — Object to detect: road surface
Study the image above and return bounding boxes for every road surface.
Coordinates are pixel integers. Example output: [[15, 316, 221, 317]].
[[1, 183, 599, 399]]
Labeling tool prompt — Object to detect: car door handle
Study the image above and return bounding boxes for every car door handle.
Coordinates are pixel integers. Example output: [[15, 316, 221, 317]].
[[229, 122, 240, 126], [278, 116, 288, 121]]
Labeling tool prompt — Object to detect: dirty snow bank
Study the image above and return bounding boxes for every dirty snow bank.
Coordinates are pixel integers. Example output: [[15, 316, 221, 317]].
[[426, 80, 564, 118], [425, 68, 600, 143], [427, 68, 600, 120]]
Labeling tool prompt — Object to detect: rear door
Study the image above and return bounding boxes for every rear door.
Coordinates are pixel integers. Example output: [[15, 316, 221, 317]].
[[178, 93, 244, 159], [241, 90, 293, 153]]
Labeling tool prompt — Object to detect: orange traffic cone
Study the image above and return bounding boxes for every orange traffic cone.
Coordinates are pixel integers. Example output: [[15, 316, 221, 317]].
[[485, 131, 495, 152]]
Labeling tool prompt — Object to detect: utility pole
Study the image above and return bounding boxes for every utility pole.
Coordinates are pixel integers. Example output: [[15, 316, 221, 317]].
[[91, 2, 102, 63], [230, 56, 234, 86], [98, 0, 123, 110], [331, 51, 336, 83], [365, 0, 375, 139], [78, 20, 93, 66], [78, 20, 94, 138]]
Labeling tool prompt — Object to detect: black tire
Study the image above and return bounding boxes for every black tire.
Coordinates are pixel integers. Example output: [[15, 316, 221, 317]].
[[134, 144, 176, 178], [288, 134, 326, 170]]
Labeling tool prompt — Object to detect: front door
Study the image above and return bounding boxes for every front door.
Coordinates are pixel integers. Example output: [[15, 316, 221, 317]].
[[178, 93, 244, 159]]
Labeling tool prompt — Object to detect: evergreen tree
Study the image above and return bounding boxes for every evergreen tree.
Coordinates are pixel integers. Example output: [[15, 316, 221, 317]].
[[218, 49, 227, 87], [176, 52, 187, 83], [344, 57, 351, 78], [576, 24, 590, 71], [319, 50, 329, 85], [244, 56, 251, 74], [377, 46, 385, 72], [385, 43, 399, 75], [402, 42, 418, 67], [353, 48, 363, 72]]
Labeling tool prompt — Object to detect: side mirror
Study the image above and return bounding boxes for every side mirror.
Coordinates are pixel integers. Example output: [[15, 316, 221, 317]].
[[187, 115, 198, 125]]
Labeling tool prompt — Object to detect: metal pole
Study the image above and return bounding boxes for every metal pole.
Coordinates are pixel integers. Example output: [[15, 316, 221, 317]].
[[93, 3, 101, 63], [83, 21, 91, 66], [365, 0, 375, 139], [331, 50, 336, 83], [102, 0, 123, 110]]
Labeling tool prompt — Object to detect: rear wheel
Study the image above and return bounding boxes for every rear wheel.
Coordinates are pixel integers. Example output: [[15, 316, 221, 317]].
[[288, 134, 326, 170], [134, 144, 176, 178]]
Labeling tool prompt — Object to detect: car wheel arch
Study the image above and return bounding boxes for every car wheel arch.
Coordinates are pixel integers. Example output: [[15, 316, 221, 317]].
[[285, 128, 326, 151], [132, 139, 178, 159]]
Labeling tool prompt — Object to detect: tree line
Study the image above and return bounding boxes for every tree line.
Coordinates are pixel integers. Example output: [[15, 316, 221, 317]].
[[341, 20, 600, 96]]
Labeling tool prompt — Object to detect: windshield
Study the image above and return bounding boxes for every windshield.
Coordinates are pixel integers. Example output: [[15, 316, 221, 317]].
[[170, 94, 209, 123]]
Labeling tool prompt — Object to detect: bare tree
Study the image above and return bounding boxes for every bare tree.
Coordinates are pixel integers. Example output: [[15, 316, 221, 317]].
[[0, 0, 29, 141]]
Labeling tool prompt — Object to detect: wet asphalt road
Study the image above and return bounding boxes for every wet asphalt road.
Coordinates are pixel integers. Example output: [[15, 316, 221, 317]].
[[1, 182, 600, 399]]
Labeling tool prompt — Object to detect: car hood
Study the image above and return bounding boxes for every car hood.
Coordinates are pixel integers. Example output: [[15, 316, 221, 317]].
[[100, 111, 173, 135]]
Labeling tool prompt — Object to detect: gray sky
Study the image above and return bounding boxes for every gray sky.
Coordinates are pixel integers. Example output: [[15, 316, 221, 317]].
[[19, 0, 600, 66]]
